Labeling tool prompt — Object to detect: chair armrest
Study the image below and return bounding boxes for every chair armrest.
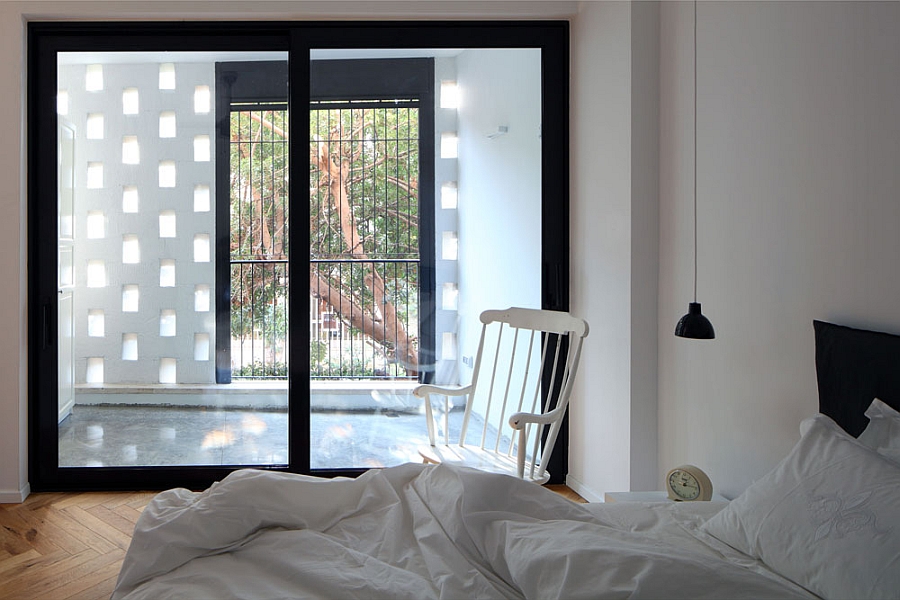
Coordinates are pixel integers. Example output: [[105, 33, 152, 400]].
[[412, 383, 473, 399], [508, 409, 558, 429]]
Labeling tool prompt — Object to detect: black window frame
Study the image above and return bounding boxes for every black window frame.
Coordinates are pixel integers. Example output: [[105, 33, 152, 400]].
[[27, 20, 569, 492]]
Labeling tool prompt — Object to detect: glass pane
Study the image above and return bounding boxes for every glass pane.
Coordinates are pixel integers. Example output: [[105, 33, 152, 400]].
[[56, 50, 290, 468], [309, 49, 542, 470]]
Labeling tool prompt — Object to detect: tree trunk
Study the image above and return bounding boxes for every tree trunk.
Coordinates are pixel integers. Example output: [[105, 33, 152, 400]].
[[313, 129, 418, 375]]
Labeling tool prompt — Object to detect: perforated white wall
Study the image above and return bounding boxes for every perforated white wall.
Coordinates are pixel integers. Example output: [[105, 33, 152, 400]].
[[59, 60, 216, 385], [432, 57, 460, 385]]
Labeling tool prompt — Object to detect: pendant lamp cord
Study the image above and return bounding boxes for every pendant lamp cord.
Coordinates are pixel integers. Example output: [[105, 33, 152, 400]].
[[693, 0, 698, 303]]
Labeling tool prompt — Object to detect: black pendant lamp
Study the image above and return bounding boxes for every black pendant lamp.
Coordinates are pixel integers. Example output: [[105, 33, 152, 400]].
[[676, 0, 715, 340]]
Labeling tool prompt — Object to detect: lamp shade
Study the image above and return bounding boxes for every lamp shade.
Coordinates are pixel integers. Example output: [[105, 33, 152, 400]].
[[675, 302, 715, 339]]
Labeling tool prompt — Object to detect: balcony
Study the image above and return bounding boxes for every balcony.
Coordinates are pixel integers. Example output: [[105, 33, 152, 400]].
[[59, 383, 475, 470]]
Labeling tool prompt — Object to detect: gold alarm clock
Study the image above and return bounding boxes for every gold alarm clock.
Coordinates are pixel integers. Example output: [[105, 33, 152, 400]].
[[666, 464, 713, 501]]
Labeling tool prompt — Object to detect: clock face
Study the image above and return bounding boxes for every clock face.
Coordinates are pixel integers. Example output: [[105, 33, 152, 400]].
[[668, 469, 701, 500]]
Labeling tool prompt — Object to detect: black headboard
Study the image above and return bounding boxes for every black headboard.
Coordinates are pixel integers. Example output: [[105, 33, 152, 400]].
[[814, 320, 900, 437]]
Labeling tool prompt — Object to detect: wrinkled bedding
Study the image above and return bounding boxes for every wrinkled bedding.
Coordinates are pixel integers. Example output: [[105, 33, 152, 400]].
[[113, 464, 815, 599]]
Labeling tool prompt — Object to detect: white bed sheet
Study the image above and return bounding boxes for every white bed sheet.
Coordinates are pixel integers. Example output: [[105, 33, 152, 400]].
[[113, 464, 817, 599]]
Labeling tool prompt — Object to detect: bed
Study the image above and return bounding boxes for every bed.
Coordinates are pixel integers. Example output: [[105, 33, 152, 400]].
[[111, 320, 900, 600]]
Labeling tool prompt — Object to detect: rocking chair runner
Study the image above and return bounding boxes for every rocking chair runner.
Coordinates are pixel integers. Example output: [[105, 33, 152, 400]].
[[414, 307, 589, 484]]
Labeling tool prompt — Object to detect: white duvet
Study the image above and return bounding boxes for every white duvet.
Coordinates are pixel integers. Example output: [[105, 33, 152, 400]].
[[113, 464, 815, 599]]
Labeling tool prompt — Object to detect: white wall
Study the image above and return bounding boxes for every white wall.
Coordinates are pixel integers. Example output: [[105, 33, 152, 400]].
[[455, 48, 542, 383], [568, 0, 660, 500], [658, 1, 900, 498]]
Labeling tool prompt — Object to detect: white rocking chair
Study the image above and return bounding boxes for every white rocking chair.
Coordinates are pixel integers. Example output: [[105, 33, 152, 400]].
[[414, 307, 589, 484]]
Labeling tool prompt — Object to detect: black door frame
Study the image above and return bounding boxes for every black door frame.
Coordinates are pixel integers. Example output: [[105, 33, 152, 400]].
[[27, 20, 569, 492]]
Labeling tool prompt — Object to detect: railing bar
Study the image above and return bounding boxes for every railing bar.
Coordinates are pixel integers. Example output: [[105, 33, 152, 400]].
[[249, 111, 256, 262], [261, 263, 267, 375], [395, 106, 401, 262], [232, 259, 289, 264], [269, 108, 276, 257], [237, 111, 243, 259], [239, 263, 245, 375], [338, 260, 343, 377], [310, 258, 416, 264]]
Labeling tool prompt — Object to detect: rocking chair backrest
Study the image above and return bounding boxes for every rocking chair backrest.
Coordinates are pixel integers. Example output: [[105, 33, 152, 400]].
[[458, 307, 589, 481]]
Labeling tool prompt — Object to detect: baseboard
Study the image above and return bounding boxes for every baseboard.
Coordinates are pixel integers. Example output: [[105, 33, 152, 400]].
[[565, 474, 602, 502], [0, 482, 31, 504]]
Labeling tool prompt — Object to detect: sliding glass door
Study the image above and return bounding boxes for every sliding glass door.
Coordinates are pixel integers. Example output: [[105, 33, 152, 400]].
[[52, 50, 290, 472], [28, 22, 569, 491]]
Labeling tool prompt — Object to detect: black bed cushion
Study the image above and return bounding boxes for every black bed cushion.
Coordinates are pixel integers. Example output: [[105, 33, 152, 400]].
[[814, 320, 900, 437]]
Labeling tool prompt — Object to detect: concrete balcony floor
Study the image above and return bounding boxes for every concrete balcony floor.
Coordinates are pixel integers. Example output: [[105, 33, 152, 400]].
[[58, 404, 472, 470]]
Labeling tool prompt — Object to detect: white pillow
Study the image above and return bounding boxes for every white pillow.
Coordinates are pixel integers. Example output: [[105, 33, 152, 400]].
[[858, 398, 900, 464], [701, 414, 900, 600]]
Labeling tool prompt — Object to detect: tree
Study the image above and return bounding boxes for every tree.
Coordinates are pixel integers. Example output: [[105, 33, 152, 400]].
[[229, 104, 420, 378], [309, 106, 420, 376]]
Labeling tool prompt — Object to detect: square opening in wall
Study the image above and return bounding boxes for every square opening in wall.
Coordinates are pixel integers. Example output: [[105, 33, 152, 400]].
[[194, 284, 210, 312], [86, 357, 104, 384], [440, 132, 458, 159], [86, 211, 105, 239], [441, 231, 459, 260], [159, 210, 176, 238], [122, 284, 139, 312], [87, 162, 103, 189], [158, 161, 176, 188], [122, 87, 139, 115], [57, 90, 68, 116], [159, 63, 176, 91], [122, 136, 140, 164], [440, 80, 460, 109], [159, 358, 176, 384], [122, 234, 140, 264], [442, 332, 458, 361], [159, 309, 176, 337], [85, 64, 103, 92], [87, 309, 105, 337], [86, 113, 104, 140], [441, 182, 458, 209], [193, 234, 210, 262], [194, 185, 210, 212], [194, 333, 210, 361], [194, 135, 211, 162], [159, 111, 176, 138], [194, 85, 211, 114], [86, 260, 106, 288], [159, 259, 176, 287], [122, 333, 138, 361], [441, 282, 459, 311], [122, 186, 139, 213]]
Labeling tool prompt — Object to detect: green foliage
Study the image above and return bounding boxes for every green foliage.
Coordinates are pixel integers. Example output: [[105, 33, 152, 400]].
[[233, 361, 288, 379], [229, 104, 421, 380], [230, 109, 290, 349], [309, 106, 420, 348]]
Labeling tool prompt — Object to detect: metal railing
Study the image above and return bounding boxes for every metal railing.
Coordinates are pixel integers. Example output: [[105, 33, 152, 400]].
[[230, 259, 289, 379], [310, 258, 418, 381], [229, 258, 419, 381]]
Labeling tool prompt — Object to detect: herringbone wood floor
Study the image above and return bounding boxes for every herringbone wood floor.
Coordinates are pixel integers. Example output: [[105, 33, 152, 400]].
[[0, 491, 156, 600], [0, 485, 583, 600]]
